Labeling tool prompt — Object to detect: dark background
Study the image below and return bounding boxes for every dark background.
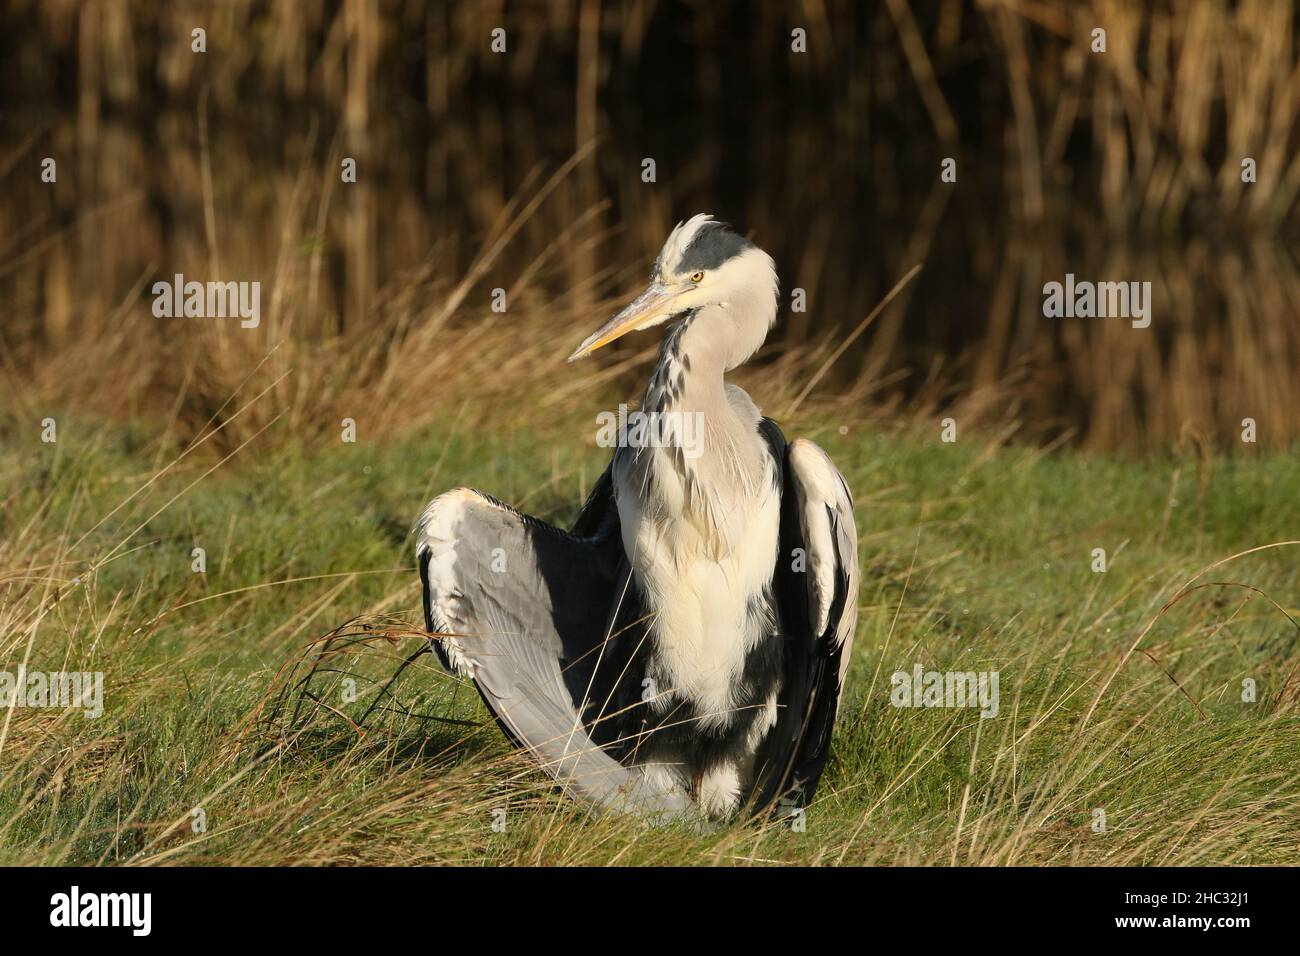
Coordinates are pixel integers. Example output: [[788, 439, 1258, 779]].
[[3, 0, 1298, 449]]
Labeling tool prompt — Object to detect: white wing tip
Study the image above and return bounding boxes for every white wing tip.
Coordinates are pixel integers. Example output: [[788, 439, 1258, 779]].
[[414, 488, 482, 678]]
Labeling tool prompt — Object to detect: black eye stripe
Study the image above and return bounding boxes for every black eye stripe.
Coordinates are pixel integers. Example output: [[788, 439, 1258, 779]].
[[677, 223, 752, 272]]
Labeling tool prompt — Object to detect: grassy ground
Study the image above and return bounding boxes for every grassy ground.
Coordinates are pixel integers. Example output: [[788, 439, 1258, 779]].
[[1, 407, 1297, 866]]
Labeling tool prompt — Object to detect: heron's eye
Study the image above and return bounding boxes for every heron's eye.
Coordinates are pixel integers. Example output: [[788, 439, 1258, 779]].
[[689, 271, 704, 283]]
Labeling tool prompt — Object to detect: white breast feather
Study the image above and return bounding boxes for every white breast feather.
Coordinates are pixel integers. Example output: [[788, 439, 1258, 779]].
[[621, 441, 780, 728]]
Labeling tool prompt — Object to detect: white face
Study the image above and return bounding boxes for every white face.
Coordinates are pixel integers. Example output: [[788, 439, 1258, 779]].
[[569, 215, 774, 361], [657, 246, 776, 315]]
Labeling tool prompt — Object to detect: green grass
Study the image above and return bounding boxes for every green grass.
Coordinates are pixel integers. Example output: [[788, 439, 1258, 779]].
[[1, 411, 1297, 865]]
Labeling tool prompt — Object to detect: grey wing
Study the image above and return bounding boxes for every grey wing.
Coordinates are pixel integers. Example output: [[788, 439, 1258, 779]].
[[750, 433, 859, 813], [414, 482, 690, 818]]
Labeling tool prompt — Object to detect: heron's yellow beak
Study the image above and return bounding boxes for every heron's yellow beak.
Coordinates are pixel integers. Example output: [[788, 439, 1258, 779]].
[[568, 282, 679, 361]]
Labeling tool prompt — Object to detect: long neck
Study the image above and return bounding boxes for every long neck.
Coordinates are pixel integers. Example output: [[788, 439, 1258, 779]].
[[643, 310, 726, 419], [644, 255, 779, 411], [636, 308, 772, 519], [625, 265, 780, 545]]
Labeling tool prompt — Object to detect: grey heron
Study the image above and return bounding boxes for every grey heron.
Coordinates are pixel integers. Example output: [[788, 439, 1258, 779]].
[[416, 214, 858, 819]]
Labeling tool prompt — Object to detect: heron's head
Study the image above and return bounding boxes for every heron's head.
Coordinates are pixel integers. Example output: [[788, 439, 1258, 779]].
[[568, 214, 778, 367]]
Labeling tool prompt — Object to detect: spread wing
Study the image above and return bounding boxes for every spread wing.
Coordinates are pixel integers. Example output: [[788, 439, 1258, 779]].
[[750, 427, 859, 814], [414, 471, 691, 818]]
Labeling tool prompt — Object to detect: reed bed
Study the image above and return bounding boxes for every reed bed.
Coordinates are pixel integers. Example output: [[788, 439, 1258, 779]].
[[2, 0, 1298, 451]]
